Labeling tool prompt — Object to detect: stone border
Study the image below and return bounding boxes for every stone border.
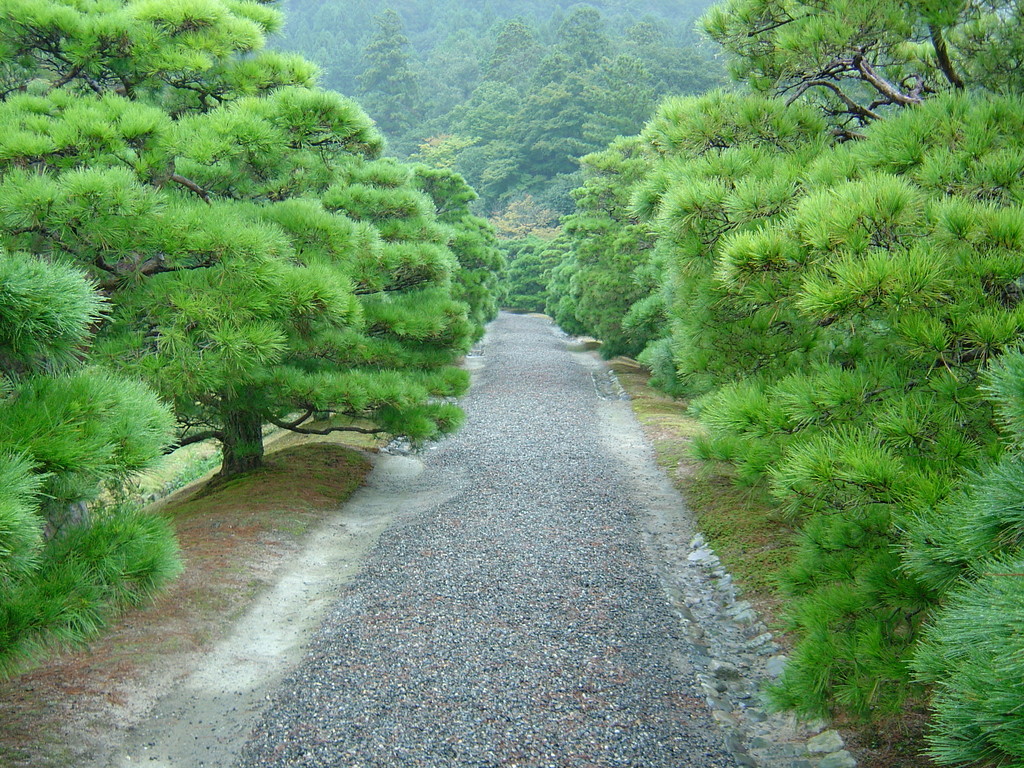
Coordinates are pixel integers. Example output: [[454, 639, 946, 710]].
[[671, 533, 856, 768]]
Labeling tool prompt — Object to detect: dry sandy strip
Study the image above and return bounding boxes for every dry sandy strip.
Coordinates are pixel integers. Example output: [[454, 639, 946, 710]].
[[99, 452, 443, 768]]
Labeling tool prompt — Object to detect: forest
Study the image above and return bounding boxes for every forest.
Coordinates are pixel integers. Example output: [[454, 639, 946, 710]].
[[275, 0, 723, 212], [2, 0, 1024, 766]]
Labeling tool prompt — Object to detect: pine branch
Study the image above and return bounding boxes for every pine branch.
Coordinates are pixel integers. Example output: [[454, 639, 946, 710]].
[[171, 430, 222, 451], [277, 409, 315, 430], [853, 54, 924, 107], [748, 14, 801, 37], [268, 416, 384, 436], [352, 274, 433, 295], [168, 174, 212, 204], [97, 253, 218, 290], [832, 126, 868, 141], [51, 63, 85, 89], [929, 25, 965, 90], [786, 79, 883, 121]]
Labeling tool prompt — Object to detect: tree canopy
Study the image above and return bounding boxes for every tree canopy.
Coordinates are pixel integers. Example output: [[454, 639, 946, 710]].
[[0, 0, 503, 675], [0, 0, 492, 479], [275, 1, 725, 215], [703, 0, 1024, 134]]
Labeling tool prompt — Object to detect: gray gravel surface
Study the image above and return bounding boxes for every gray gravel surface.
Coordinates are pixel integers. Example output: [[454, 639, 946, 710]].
[[235, 313, 735, 768]]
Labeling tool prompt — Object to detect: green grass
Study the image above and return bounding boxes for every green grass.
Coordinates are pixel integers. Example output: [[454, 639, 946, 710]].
[[683, 470, 793, 599]]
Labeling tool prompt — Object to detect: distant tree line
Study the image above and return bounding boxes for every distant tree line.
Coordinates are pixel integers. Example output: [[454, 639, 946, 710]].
[[275, 0, 724, 215]]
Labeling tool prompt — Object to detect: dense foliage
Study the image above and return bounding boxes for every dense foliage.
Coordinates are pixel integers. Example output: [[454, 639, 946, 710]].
[[0, 248, 181, 676], [0, 0, 502, 675], [502, 236, 566, 314], [546, 136, 661, 359]]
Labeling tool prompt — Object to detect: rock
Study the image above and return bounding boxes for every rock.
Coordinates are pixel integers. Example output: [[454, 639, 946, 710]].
[[819, 750, 857, 768], [726, 600, 754, 617], [749, 632, 774, 648], [766, 655, 788, 678], [807, 730, 845, 754], [710, 659, 742, 681], [801, 718, 830, 733], [712, 710, 738, 727], [730, 608, 758, 625], [688, 548, 716, 564], [777, 743, 807, 757], [700, 681, 722, 699], [691, 533, 706, 549]]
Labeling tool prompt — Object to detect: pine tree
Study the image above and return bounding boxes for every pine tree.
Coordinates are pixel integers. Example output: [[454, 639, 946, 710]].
[[413, 165, 506, 338], [910, 351, 1024, 767], [552, 7, 611, 70], [0, 248, 180, 677], [623, 18, 725, 96], [480, 18, 544, 91], [356, 9, 423, 147], [636, 90, 828, 397], [702, 0, 1024, 134], [701, 0, 961, 133], [503, 237, 567, 313], [551, 136, 660, 358], [634, 91, 1024, 718], [0, 1, 487, 478], [512, 57, 592, 180]]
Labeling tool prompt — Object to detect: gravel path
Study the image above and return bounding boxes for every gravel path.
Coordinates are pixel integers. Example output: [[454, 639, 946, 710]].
[[236, 312, 735, 768]]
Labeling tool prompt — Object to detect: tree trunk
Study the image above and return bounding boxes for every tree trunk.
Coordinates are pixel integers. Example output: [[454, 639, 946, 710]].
[[219, 409, 265, 477], [43, 500, 90, 540]]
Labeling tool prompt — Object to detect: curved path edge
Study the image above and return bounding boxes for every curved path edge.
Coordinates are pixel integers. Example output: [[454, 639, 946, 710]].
[[103, 454, 434, 768]]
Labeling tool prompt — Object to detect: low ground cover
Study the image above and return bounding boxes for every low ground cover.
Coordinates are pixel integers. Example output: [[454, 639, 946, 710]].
[[0, 442, 371, 768]]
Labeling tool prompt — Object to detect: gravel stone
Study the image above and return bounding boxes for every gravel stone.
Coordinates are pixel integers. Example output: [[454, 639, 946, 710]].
[[765, 656, 788, 679], [807, 731, 845, 754], [819, 752, 857, 768], [235, 314, 735, 767], [710, 661, 742, 681]]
